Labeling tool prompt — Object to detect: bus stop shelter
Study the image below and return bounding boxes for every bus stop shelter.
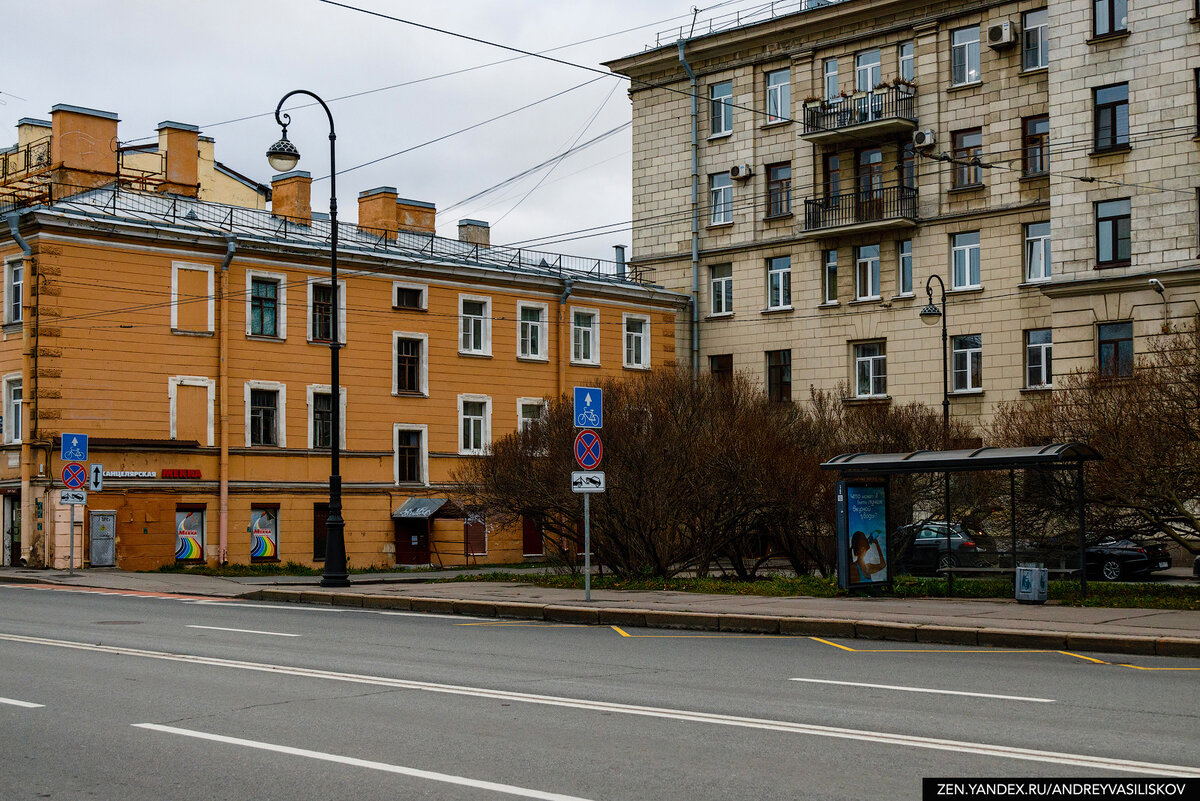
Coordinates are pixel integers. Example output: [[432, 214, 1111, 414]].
[[821, 443, 1103, 597]]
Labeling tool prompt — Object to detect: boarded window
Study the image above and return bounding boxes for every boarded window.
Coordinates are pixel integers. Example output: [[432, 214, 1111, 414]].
[[313, 503, 329, 561], [175, 384, 207, 444], [522, 515, 543, 556], [465, 517, 486, 556], [175, 268, 209, 332]]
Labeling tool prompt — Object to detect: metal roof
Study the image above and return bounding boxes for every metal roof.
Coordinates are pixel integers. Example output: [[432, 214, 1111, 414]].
[[391, 498, 448, 519], [821, 443, 1102, 475]]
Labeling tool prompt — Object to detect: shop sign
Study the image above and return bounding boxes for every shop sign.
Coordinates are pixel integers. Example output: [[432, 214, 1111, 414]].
[[250, 508, 278, 561]]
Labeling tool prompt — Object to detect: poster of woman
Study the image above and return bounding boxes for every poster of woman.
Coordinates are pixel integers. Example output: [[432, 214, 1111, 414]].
[[846, 484, 888, 584]]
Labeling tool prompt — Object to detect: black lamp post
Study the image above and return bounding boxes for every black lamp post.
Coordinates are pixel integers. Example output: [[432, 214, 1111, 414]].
[[267, 91, 349, 588], [919, 274, 953, 596]]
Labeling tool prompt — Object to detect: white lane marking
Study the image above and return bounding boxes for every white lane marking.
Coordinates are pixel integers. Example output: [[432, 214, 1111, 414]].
[[187, 625, 300, 638], [134, 724, 594, 801], [0, 697, 44, 708], [4, 633, 1197, 777], [789, 678, 1055, 704]]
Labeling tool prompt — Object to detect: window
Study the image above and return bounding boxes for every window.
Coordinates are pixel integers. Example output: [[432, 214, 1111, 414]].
[[249, 506, 279, 562], [1098, 322, 1133, 377], [171, 262, 214, 333], [393, 332, 428, 395], [855, 49, 881, 92], [952, 231, 981, 289], [1094, 0, 1127, 36], [855, 245, 880, 300], [394, 424, 427, 484], [249, 277, 280, 337], [710, 264, 733, 315], [823, 249, 838, 304], [898, 240, 913, 295], [823, 58, 839, 101], [765, 69, 790, 123], [517, 302, 548, 360], [1022, 9, 1049, 70], [1094, 83, 1129, 151], [855, 342, 887, 398], [169, 376, 214, 446], [899, 41, 914, 81], [393, 282, 426, 310], [952, 128, 983, 187], [3, 374, 20, 444], [766, 349, 791, 403], [5, 259, 22, 324], [459, 294, 491, 355], [517, 399, 546, 432], [571, 308, 599, 364], [901, 143, 917, 189], [709, 172, 733, 224], [766, 256, 791, 309], [1025, 222, 1051, 282], [952, 334, 983, 391], [1026, 329, 1052, 388], [950, 25, 980, 86], [1096, 199, 1131, 266], [458, 395, 491, 455], [465, 515, 487, 556], [313, 503, 329, 561], [306, 277, 345, 344], [710, 354, 733, 381], [248, 387, 281, 447], [311, 391, 332, 449], [710, 80, 733, 135], [175, 506, 206, 563], [766, 162, 792, 217], [823, 154, 841, 199], [1023, 115, 1049, 176], [623, 314, 650, 369]]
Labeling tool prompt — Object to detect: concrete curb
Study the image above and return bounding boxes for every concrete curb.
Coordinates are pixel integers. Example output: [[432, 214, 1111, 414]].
[[234, 589, 1200, 658]]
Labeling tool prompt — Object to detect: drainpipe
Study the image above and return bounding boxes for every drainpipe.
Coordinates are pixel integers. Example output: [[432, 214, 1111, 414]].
[[6, 214, 32, 567], [677, 41, 700, 375], [557, 277, 575, 397], [218, 234, 236, 565]]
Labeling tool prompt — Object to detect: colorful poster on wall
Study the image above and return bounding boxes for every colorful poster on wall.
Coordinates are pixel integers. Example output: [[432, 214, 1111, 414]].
[[843, 484, 889, 587], [175, 509, 205, 561], [250, 508, 278, 561]]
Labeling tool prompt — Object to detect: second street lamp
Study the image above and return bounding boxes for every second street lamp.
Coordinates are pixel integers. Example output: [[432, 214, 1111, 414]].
[[267, 90, 350, 588], [919, 274, 953, 596]]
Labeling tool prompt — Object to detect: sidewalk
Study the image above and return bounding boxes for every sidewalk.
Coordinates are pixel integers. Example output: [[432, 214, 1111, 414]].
[[2, 566, 1198, 658]]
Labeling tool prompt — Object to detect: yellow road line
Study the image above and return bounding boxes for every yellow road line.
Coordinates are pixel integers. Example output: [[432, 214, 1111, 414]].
[[612, 625, 787, 639], [1116, 664, 1200, 671], [612, 626, 631, 637], [1058, 651, 1110, 664], [808, 637, 857, 651], [454, 621, 586, 628]]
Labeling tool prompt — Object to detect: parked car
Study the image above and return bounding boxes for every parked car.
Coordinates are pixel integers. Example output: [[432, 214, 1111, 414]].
[[894, 522, 995, 575], [1084, 538, 1172, 581]]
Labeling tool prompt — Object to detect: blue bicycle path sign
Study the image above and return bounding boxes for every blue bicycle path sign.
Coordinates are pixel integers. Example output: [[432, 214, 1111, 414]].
[[61, 433, 88, 462], [573, 387, 602, 429]]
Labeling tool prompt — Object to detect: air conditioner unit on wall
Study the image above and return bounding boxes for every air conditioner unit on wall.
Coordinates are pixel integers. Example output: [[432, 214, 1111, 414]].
[[913, 129, 936, 148], [987, 21, 1018, 48], [729, 164, 753, 180]]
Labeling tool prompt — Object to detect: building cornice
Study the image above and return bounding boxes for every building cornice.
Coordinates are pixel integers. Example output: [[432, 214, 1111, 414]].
[[1039, 265, 1200, 299]]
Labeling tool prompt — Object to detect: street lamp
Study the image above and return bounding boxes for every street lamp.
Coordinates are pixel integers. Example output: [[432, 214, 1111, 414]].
[[919, 274, 953, 595], [267, 90, 349, 588]]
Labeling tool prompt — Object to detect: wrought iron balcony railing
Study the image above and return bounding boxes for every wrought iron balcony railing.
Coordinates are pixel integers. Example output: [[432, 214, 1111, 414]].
[[803, 185, 918, 233], [802, 85, 917, 142]]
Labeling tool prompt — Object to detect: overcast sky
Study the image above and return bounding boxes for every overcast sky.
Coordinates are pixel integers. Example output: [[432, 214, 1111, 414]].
[[2, 0, 732, 261]]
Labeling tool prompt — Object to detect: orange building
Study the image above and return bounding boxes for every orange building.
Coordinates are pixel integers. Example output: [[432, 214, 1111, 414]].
[[0, 105, 685, 570]]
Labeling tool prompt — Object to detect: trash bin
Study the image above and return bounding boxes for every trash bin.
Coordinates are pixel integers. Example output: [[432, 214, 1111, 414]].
[[1015, 562, 1048, 604]]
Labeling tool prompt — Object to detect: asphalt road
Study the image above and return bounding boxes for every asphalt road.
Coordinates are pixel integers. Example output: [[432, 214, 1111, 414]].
[[2, 585, 1198, 801]]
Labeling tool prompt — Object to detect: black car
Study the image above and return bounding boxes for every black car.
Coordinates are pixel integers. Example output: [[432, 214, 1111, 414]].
[[895, 522, 995, 575], [1084, 538, 1172, 581]]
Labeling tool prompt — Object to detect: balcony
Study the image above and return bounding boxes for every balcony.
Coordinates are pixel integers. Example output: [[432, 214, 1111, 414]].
[[801, 185, 918, 238], [801, 85, 918, 144]]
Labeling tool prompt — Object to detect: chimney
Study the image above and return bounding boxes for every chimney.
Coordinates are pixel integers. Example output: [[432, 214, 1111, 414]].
[[156, 121, 200, 197], [458, 219, 490, 247], [16, 118, 51, 148], [358, 186, 398, 239], [396, 197, 435, 235], [271, 170, 311, 225], [49, 104, 119, 195], [613, 245, 627, 279]]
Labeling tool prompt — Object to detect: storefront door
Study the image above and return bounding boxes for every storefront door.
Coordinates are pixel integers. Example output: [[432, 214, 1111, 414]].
[[393, 518, 430, 565]]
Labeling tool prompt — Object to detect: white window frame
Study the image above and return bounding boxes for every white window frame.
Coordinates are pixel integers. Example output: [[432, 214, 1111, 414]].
[[823, 58, 839, 101], [951, 232, 981, 290], [392, 280, 427, 311], [1026, 329, 1053, 389], [244, 380, 286, 448], [168, 375, 215, 446], [305, 276, 347, 344], [1025, 222, 1051, 282], [952, 334, 983, 392], [766, 256, 791, 310], [951, 25, 981, 86], [517, 301, 549, 361], [571, 306, 600, 365], [245, 269, 287, 339], [855, 49, 881, 92], [765, 69, 790, 123], [457, 393, 492, 456], [2, 372, 21, 444], [392, 331, 429, 396], [823, 249, 838, 305], [709, 173, 733, 225], [306, 383, 347, 449], [517, 397, 546, 432], [899, 41, 914, 81], [710, 80, 733, 135], [855, 342, 887, 398], [458, 293, 492, 356], [898, 240, 913, 296], [1022, 8, 1049, 71], [393, 423, 429, 486], [170, 261, 214, 334], [710, 264, 733, 315], [622, 313, 651, 370], [855, 245, 881, 301], [4, 257, 23, 325]]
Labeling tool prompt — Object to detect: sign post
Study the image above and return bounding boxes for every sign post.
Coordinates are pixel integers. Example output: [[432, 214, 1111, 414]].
[[572, 388, 604, 602], [61, 462, 87, 576]]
